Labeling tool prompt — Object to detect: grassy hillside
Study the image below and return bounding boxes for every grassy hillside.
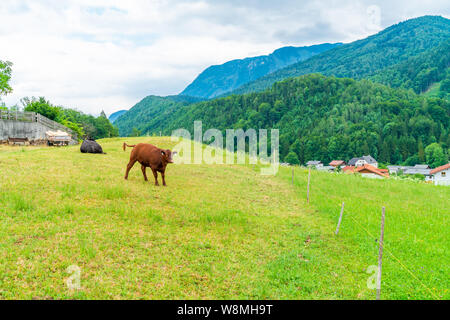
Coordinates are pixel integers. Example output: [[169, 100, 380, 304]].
[[0, 138, 448, 299], [231, 16, 450, 96]]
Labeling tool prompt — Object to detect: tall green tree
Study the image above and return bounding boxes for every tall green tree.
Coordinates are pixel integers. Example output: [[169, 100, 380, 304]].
[[284, 152, 300, 165], [0, 60, 13, 96], [425, 143, 448, 168]]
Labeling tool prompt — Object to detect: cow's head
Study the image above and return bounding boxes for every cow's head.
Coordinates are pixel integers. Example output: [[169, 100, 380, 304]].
[[161, 149, 177, 164]]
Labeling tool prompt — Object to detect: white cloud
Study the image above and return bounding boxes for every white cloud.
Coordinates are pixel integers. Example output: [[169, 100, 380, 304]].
[[1, 0, 449, 115]]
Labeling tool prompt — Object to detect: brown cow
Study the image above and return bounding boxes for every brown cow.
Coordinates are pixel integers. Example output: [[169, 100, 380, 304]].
[[123, 142, 176, 186]]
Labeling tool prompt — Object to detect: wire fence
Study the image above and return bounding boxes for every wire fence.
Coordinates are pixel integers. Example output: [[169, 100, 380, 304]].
[[289, 166, 442, 300]]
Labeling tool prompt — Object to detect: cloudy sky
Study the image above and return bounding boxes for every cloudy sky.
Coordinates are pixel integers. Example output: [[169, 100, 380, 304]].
[[1, 0, 449, 116]]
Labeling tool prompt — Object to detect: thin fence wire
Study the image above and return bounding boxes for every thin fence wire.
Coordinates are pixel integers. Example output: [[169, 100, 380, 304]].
[[289, 167, 440, 300]]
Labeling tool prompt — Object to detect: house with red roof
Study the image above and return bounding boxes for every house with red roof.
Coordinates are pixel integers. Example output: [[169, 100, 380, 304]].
[[430, 163, 450, 186], [329, 160, 346, 167], [355, 164, 390, 179], [343, 164, 389, 178]]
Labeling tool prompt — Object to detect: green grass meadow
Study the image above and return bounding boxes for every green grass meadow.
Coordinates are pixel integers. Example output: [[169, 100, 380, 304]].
[[0, 137, 448, 299]]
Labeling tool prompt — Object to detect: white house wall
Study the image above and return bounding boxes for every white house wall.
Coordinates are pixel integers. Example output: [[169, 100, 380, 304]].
[[433, 168, 450, 186]]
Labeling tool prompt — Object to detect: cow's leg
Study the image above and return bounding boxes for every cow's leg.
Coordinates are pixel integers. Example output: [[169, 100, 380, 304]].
[[141, 165, 148, 181], [151, 168, 159, 186], [161, 170, 167, 186], [124, 159, 137, 180]]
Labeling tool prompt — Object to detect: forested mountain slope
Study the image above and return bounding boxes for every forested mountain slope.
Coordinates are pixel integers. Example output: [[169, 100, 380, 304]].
[[109, 110, 127, 123], [369, 40, 450, 96], [114, 95, 202, 136], [181, 43, 341, 99], [230, 16, 450, 96], [154, 74, 449, 166]]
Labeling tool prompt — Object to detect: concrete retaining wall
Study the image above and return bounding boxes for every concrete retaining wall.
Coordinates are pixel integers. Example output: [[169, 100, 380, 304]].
[[0, 120, 49, 141], [0, 114, 78, 145]]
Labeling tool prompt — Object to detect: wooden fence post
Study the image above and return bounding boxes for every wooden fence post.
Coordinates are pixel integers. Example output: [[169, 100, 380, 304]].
[[307, 167, 311, 203], [377, 206, 386, 300], [335, 202, 345, 235], [292, 166, 294, 185]]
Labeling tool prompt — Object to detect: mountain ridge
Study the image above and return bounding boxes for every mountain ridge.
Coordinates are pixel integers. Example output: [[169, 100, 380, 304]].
[[180, 43, 342, 99], [109, 110, 127, 123], [229, 15, 450, 96]]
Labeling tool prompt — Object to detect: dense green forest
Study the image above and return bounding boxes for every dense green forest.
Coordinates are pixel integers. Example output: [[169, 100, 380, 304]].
[[139, 74, 449, 167], [370, 40, 450, 96], [230, 16, 450, 96], [20, 97, 119, 140]]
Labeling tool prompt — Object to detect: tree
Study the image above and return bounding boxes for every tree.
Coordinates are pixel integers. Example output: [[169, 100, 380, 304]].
[[22, 96, 118, 140], [284, 152, 300, 165], [23, 97, 60, 120], [404, 154, 420, 166], [0, 60, 13, 96], [418, 139, 425, 163], [425, 143, 447, 168], [289, 140, 303, 163], [130, 127, 142, 137], [440, 78, 450, 93]]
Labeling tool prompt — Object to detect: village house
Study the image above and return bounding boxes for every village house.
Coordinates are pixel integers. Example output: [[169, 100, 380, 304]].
[[306, 160, 323, 169], [343, 164, 389, 179], [318, 165, 335, 172], [348, 155, 378, 168], [387, 165, 408, 175], [355, 164, 389, 179], [403, 165, 433, 182], [329, 160, 346, 167], [388, 164, 433, 181], [430, 163, 450, 186]]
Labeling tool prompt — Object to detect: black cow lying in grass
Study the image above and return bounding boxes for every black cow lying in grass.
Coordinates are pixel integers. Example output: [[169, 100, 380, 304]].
[[80, 138, 106, 154]]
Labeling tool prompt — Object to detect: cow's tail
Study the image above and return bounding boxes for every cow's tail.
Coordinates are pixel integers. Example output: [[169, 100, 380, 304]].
[[123, 142, 136, 151]]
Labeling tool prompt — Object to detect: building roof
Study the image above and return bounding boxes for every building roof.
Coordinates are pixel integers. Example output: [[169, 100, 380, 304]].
[[362, 155, 377, 164], [355, 164, 389, 178], [329, 160, 345, 167], [413, 164, 430, 169], [387, 165, 403, 169], [306, 160, 322, 165], [430, 163, 450, 175], [348, 155, 377, 166], [342, 166, 356, 173], [318, 166, 335, 171], [348, 158, 360, 166], [403, 168, 431, 175]]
